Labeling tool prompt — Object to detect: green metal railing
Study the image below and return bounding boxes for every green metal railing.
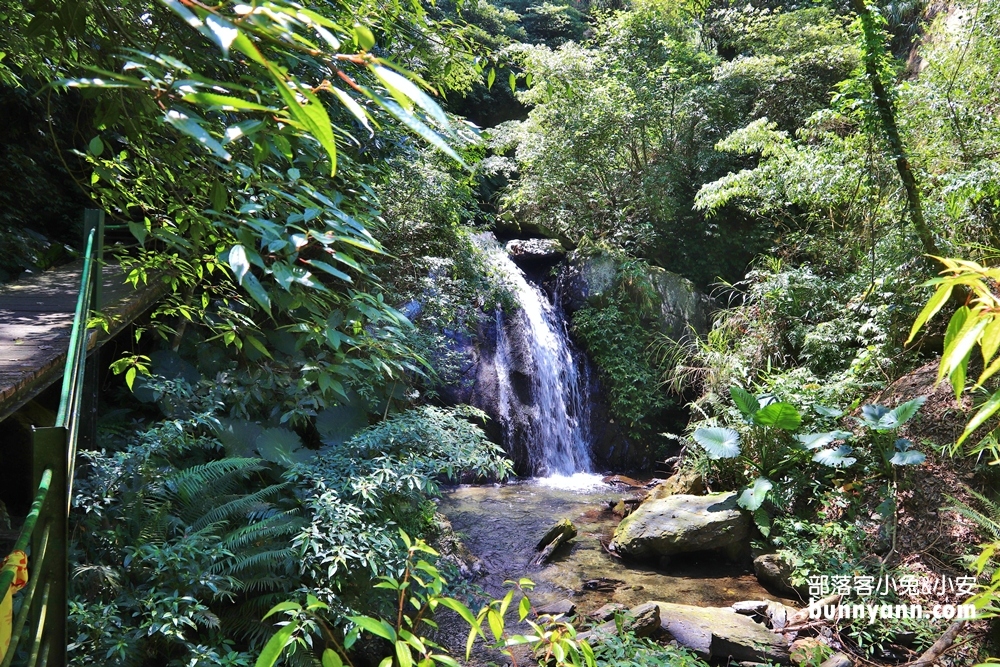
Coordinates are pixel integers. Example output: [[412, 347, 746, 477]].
[[0, 210, 104, 667]]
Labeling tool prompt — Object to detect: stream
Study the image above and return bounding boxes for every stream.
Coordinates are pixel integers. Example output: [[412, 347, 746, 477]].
[[438, 477, 779, 614]]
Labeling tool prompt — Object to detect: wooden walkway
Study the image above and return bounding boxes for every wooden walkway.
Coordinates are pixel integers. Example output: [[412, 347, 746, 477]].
[[0, 261, 166, 422]]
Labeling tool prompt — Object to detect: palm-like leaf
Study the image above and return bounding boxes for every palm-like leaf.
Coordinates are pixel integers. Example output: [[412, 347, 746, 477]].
[[692, 427, 741, 459]]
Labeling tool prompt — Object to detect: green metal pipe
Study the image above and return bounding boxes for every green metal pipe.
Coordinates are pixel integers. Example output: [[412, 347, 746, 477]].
[[0, 471, 52, 603], [55, 227, 96, 427]]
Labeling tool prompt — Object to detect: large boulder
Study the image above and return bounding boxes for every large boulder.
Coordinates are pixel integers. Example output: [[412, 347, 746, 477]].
[[560, 252, 712, 338], [610, 492, 749, 558], [505, 238, 566, 266], [653, 602, 790, 664]]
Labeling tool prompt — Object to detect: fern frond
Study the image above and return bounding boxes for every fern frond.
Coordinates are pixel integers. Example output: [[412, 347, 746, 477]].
[[221, 512, 305, 551], [188, 482, 291, 533], [165, 457, 267, 504]]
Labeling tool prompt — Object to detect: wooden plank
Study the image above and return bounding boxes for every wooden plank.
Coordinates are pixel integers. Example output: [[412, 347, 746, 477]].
[[0, 260, 167, 422]]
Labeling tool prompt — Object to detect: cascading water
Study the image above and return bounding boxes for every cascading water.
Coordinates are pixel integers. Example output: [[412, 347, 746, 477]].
[[481, 238, 597, 483]]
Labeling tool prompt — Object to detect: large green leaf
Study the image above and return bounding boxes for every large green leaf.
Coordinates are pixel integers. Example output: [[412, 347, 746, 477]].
[[812, 445, 857, 468], [255, 621, 296, 667], [737, 477, 772, 511], [753, 402, 802, 430], [729, 386, 760, 419], [692, 427, 740, 459], [884, 396, 927, 429], [795, 430, 852, 450]]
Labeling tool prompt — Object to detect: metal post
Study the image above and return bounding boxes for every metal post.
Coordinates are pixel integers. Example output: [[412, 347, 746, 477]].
[[79, 210, 104, 453], [31, 427, 67, 667]]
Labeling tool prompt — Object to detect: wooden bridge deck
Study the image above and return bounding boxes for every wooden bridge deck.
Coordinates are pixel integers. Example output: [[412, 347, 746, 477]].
[[0, 261, 166, 422]]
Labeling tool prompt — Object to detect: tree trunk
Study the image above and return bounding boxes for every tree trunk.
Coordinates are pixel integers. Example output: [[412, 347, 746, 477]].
[[850, 0, 941, 258]]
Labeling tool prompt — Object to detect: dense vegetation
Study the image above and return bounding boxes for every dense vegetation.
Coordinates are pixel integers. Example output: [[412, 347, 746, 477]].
[[4, 0, 1000, 662]]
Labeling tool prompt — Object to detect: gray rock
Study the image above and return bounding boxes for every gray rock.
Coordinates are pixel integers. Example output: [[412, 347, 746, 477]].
[[753, 553, 803, 596], [577, 603, 660, 643], [610, 492, 749, 558], [505, 238, 566, 265], [646, 471, 705, 500], [559, 252, 712, 340], [653, 602, 790, 664], [536, 599, 576, 617], [588, 603, 628, 622]]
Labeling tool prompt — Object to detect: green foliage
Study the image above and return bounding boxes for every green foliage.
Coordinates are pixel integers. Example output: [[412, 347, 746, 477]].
[[256, 534, 474, 667], [571, 260, 673, 447], [70, 377, 510, 665]]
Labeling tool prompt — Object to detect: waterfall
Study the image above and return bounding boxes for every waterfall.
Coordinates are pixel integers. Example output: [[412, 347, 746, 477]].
[[482, 239, 594, 478]]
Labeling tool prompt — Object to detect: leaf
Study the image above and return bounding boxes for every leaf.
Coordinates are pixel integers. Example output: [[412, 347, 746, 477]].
[[729, 386, 760, 418], [255, 622, 296, 667], [373, 66, 449, 129], [487, 67, 496, 90], [331, 87, 372, 134], [737, 477, 772, 511], [812, 445, 857, 468], [88, 136, 104, 156], [958, 390, 1000, 446], [906, 283, 953, 344], [794, 430, 852, 450], [939, 309, 987, 386], [438, 597, 477, 626], [395, 640, 413, 667], [226, 245, 250, 283], [182, 92, 273, 111], [692, 427, 740, 459], [349, 616, 397, 643], [125, 367, 137, 390], [164, 109, 230, 160], [518, 595, 530, 621], [753, 402, 801, 430], [323, 649, 343, 667], [241, 272, 271, 314], [509, 72, 516, 93], [884, 396, 927, 430], [813, 404, 844, 418], [374, 97, 465, 166], [354, 24, 376, 50], [262, 601, 301, 620], [890, 449, 926, 466], [753, 507, 771, 537]]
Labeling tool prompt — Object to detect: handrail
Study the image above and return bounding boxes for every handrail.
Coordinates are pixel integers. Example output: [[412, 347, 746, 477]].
[[0, 209, 104, 667]]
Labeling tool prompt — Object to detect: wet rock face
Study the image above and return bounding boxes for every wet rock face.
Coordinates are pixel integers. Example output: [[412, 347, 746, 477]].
[[610, 492, 750, 558], [652, 602, 790, 664], [559, 251, 713, 338]]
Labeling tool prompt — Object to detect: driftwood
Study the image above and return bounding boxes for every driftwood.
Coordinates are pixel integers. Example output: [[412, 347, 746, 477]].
[[534, 519, 577, 565], [909, 620, 964, 667]]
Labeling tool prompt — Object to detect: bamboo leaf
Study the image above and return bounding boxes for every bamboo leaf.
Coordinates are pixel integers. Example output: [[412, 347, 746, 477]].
[[906, 283, 953, 344], [958, 390, 1000, 446]]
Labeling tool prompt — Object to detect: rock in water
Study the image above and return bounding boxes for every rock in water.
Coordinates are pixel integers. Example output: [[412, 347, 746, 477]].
[[610, 492, 749, 558], [536, 519, 577, 550], [535, 518, 577, 564], [753, 553, 802, 596], [652, 602, 790, 664]]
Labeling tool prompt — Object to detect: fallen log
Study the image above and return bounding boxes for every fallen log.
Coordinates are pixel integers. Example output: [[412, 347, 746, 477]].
[[908, 620, 964, 667], [534, 519, 577, 565]]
